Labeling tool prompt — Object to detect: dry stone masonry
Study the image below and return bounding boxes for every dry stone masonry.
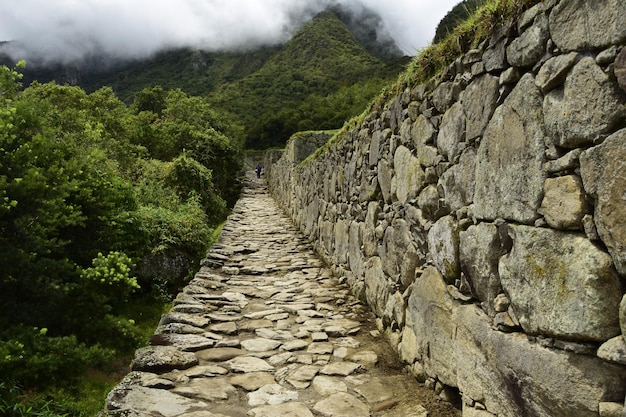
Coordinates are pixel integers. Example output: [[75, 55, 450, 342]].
[[101, 174, 460, 417], [267, 1, 626, 416]]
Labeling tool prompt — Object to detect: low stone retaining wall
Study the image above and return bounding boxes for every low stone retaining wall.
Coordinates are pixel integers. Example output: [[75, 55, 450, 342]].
[[267, 1, 626, 416]]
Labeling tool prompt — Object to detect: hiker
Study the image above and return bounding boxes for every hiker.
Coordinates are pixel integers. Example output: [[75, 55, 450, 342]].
[[255, 163, 263, 178]]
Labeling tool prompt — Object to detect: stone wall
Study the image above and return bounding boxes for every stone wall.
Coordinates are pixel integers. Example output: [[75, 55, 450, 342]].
[[266, 1, 626, 416]]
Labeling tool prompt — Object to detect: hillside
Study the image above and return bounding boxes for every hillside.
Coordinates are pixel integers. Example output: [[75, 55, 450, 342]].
[[1, 7, 408, 149], [210, 10, 409, 148]]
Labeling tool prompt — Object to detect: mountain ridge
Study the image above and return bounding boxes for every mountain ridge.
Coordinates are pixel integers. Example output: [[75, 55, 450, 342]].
[[1, 6, 409, 148]]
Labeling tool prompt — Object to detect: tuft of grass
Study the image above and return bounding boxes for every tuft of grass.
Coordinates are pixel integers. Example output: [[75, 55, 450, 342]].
[[210, 220, 227, 245]]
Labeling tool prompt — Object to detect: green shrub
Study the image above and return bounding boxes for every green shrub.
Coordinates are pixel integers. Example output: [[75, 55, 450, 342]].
[[0, 327, 115, 389]]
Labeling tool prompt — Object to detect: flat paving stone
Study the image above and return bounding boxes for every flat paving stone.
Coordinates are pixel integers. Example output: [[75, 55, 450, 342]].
[[225, 356, 274, 373], [313, 392, 370, 417], [247, 383, 298, 406], [195, 347, 245, 362], [230, 372, 276, 391], [248, 402, 314, 417], [240, 338, 282, 352]]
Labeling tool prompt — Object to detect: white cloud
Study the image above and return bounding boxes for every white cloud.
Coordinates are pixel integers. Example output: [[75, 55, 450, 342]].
[[0, 0, 460, 64]]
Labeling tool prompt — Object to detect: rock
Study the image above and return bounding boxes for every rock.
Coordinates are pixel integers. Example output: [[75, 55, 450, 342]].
[[156, 322, 206, 335], [312, 376, 348, 396], [427, 215, 461, 283], [544, 57, 626, 148], [149, 334, 215, 352], [393, 145, 425, 204], [540, 175, 587, 230], [105, 386, 207, 417], [363, 202, 381, 257], [247, 384, 299, 406], [455, 305, 626, 417], [369, 130, 383, 167], [207, 312, 241, 322], [499, 67, 520, 85], [383, 291, 407, 329], [184, 365, 229, 378], [333, 219, 350, 265], [181, 411, 230, 417], [437, 102, 466, 161], [493, 294, 510, 313], [280, 340, 309, 352], [248, 402, 314, 417], [411, 115, 437, 148], [622, 295, 626, 343], [239, 320, 274, 331], [231, 372, 277, 391], [349, 350, 379, 367], [377, 159, 393, 203], [598, 336, 626, 365], [225, 356, 274, 373], [418, 185, 441, 219], [320, 361, 363, 377], [474, 74, 546, 224], [131, 346, 198, 373], [158, 312, 210, 329], [438, 148, 476, 212], [313, 392, 370, 417], [244, 309, 284, 320], [483, 34, 509, 73], [210, 322, 238, 335], [616, 47, 626, 92], [311, 332, 329, 342], [365, 257, 389, 317], [506, 13, 549, 67], [381, 219, 420, 289], [307, 342, 334, 355], [353, 378, 393, 404], [285, 365, 320, 388], [432, 81, 457, 113], [171, 378, 236, 402], [549, 0, 626, 51], [543, 148, 582, 174], [241, 338, 283, 353], [348, 221, 365, 280], [599, 402, 624, 417], [535, 52, 579, 93], [580, 129, 626, 276], [462, 74, 499, 141], [499, 225, 622, 342], [459, 223, 506, 317]]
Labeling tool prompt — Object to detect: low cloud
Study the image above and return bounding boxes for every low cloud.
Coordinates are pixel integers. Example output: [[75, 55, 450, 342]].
[[0, 0, 459, 65]]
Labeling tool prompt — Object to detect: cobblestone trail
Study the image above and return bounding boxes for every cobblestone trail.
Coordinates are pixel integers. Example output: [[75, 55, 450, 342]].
[[104, 173, 461, 417]]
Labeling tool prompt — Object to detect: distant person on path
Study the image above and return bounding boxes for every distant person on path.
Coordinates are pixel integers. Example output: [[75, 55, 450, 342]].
[[255, 162, 263, 178]]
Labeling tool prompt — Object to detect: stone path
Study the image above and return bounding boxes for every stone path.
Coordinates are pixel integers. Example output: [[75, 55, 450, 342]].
[[103, 173, 461, 417]]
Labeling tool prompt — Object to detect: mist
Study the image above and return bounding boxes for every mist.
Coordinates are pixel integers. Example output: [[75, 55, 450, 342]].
[[0, 0, 460, 66]]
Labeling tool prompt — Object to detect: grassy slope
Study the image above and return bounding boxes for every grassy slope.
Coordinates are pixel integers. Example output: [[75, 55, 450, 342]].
[[209, 10, 407, 148]]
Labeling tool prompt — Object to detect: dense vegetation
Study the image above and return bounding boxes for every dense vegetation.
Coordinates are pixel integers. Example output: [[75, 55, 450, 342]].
[[0, 62, 243, 416]]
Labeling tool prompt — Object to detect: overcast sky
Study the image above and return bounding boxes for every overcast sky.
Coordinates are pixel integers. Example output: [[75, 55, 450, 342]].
[[0, 0, 460, 65]]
